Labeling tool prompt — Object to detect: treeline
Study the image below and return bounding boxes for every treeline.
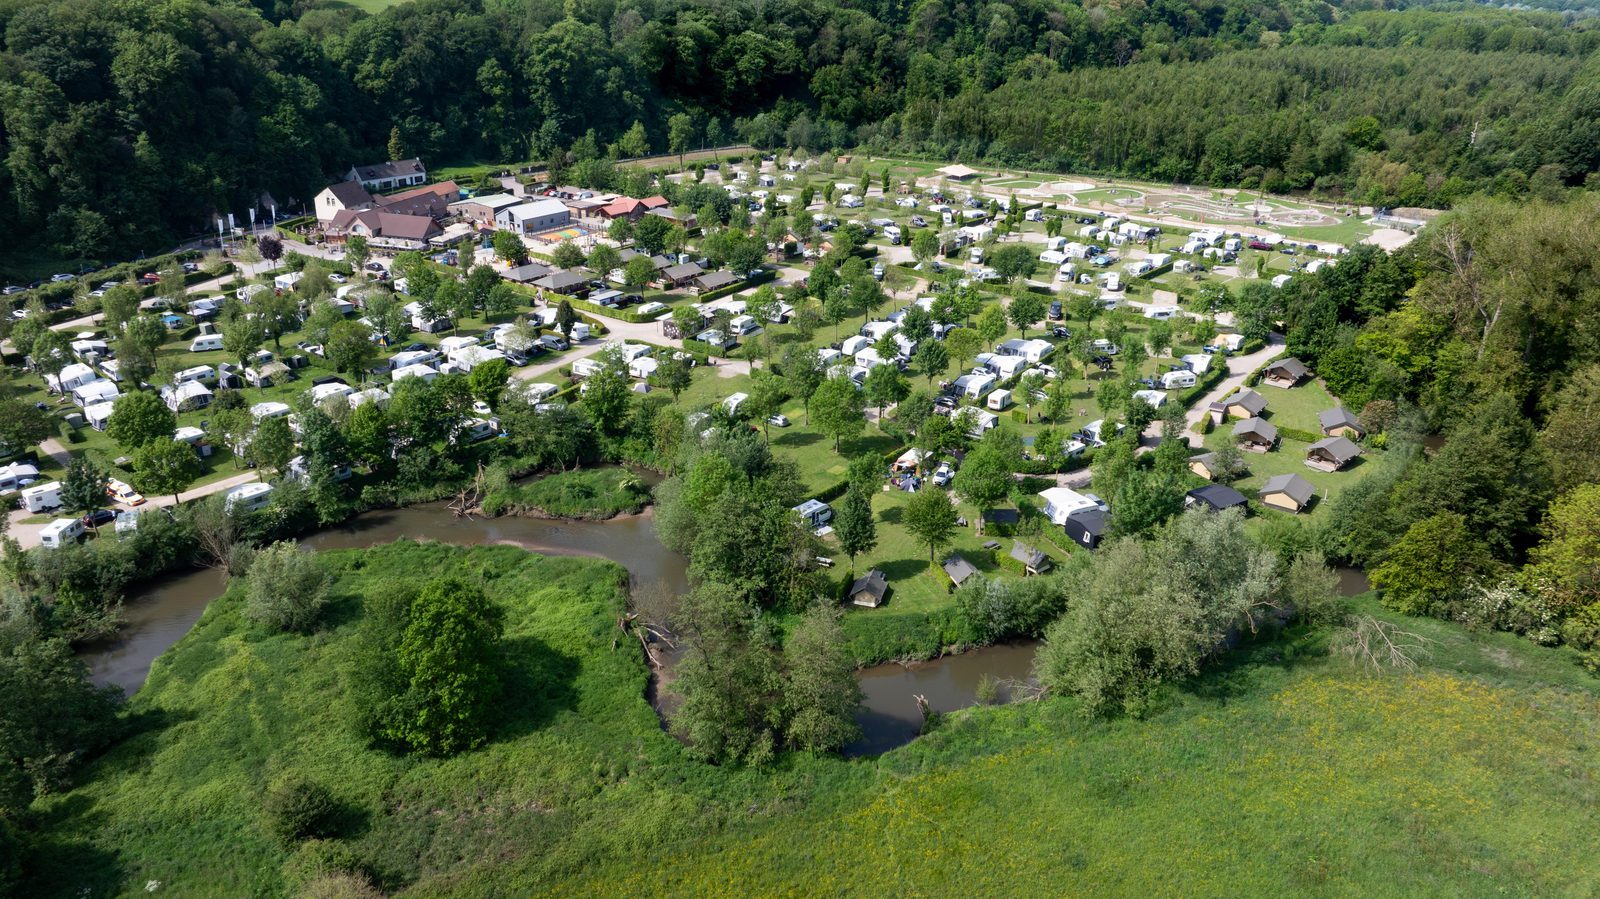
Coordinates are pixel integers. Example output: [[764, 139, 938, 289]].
[[1213, 192, 1600, 663], [3, 0, 1599, 264]]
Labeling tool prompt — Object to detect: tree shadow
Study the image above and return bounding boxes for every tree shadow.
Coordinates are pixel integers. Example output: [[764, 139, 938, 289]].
[[318, 590, 366, 630], [772, 430, 821, 449], [17, 793, 125, 896], [879, 506, 904, 525], [878, 557, 930, 582], [492, 635, 581, 740]]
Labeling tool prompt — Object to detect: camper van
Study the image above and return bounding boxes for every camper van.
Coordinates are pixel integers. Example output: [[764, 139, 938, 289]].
[[723, 392, 749, 416], [39, 517, 86, 549], [883, 225, 902, 244], [986, 388, 1014, 411], [20, 481, 61, 513], [792, 499, 833, 528], [1101, 272, 1122, 292], [223, 482, 274, 515], [190, 334, 224, 353], [729, 314, 762, 337], [969, 246, 984, 265]]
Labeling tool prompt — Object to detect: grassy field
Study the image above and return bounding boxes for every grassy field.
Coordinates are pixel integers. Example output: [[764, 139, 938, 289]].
[[483, 466, 650, 519], [29, 540, 1600, 895]]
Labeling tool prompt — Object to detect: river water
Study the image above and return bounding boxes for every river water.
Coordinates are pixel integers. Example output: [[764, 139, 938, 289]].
[[79, 501, 1377, 756]]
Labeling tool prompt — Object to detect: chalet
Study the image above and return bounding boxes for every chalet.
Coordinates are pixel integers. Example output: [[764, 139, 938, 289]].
[[1232, 417, 1279, 452], [1187, 452, 1239, 481], [1063, 508, 1109, 550], [1185, 484, 1248, 513], [693, 271, 739, 294], [661, 262, 705, 289], [1259, 473, 1315, 514], [1010, 542, 1051, 576], [942, 554, 979, 588], [503, 262, 553, 284], [1318, 407, 1366, 439], [314, 180, 375, 225], [848, 569, 889, 608], [1218, 388, 1268, 420], [1305, 436, 1361, 472], [346, 158, 427, 192], [532, 271, 590, 296], [1262, 357, 1310, 388]]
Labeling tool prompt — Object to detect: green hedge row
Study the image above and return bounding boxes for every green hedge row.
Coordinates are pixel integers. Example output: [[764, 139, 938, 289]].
[[1175, 361, 1229, 408], [805, 443, 911, 504], [695, 268, 777, 303], [1277, 424, 1323, 444]]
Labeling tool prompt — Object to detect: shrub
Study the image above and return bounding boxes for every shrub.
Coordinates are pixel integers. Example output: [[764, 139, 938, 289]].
[[245, 542, 332, 633], [263, 776, 341, 845]]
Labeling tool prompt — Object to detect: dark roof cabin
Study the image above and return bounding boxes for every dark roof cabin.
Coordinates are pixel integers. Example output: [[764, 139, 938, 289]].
[[849, 569, 889, 608]]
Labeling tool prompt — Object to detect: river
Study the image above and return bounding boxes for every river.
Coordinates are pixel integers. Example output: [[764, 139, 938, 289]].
[[78, 501, 1377, 757]]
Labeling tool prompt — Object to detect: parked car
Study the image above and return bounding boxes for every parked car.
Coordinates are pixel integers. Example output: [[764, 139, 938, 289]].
[[106, 479, 146, 506], [910, 215, 927, 228], [81, 509, 116, 528], [50, 273, 75, 282], [1051, 326, 1071, 339], [329, 273, 348, 284], [766, 414, 790, 427], [2, 286, 23, 295], [932, 462, 954, 487]]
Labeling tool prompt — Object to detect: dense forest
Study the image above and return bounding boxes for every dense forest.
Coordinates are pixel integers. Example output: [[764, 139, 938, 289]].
[[1, 0, 1599, 261]]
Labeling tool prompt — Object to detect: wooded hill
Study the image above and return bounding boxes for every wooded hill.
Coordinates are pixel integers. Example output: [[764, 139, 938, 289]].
[[1, 0, 1599, 261]]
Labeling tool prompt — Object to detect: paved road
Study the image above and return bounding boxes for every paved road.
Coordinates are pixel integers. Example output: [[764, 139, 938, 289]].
[[1182, 332, 1286, 438]]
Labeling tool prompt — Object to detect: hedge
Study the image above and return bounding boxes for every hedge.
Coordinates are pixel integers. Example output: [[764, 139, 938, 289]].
[[1136, 261, 1175, 281], [563, 295, 668, 324], [1175, 362, 1229, 409], [1277, 424, 1323, 444], [805, 443, 910, 504]]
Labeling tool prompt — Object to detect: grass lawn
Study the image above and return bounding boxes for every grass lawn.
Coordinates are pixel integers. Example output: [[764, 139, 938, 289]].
[[31, 543, 1600, 896], [1201, 421, 1377, 523], [1256, 379, 1338, 434], [1075, 187, 1147, 204]]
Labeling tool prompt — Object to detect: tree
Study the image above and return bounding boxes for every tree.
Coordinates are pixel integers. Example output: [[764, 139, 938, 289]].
[[257, 233, 284, 270], [1209, 444, 1250, 483], [1145, 320, 1173, 357], [910, 229, 938, 269], [106, 390, 176, 452], [492, 230, 528, 265], [623, 255, 657, 294], [555, 299, 579, 338], [976, 304, 1008, 348], [672, 580, 782, 766], [582, 347, 632, 436], [345, 235, 370, 273], [617, 120, 650, 158], [551, 240, 585, 269], [223, 318, 263, 387], [668, 113, 696, 168], [658, 353, 694, 400], [632, 215, 671, 254], [322, 319, 375, 379], [252, 416, 296, 479], [1007, 293, 1048, 338], [811, 375, 865, 452], [953, 445, 1013, 535], [363, 291, 408, 347], [833, 487, 877, 571], [990, 244, 1038, 283], [31, 329, 73, 385], [484, 282, 521, 321], [0, 393, 52, 455], [1370, 512, 1498, 617], [1539, 365, 1600, 492], [745, 372, 788, 443], [350, 577, 505, 756], [99, 285, 140, 336], [467, 358, 511, 407], [245, 542, 331, 633], [782, 602, 862, 753], [61, 457, 107, 521], [782, 346, 823, 424], [587, 244, 622, 280], [132, 437, 202, 505], [465, 264, 499, 315], [0, 636, 121, 815], [914, 340, 949, 384], [1035, 509, 1276, 717], [904, 486, 959, 562], [1522, 484, 1600, 616], [945, 327, 982, 370], [862, 364, 909, 430]]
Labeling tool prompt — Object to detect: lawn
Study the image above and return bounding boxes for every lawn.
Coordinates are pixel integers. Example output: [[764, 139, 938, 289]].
[[1201, 421, 1376, 523], [31, 543, 1600, 896], [1255, 378, 1339, 434]]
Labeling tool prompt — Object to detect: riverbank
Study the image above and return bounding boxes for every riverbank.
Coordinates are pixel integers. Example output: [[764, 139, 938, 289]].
[[35, 545, 1600, 895], [479, 466, 652, 521]]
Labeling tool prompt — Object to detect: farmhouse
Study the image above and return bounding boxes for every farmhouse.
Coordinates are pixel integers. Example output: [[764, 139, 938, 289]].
[[848, 569, 889, 608], [314, 180, 375, 225], [1259, 473, 1316, 513], [1185, 484, 1248, 513], [1318, 407, 1366, 439], [346, 158, 426, 192], [1305, 436, 1362, 472], [1232, 417, 1279, 452], [1262, 357, 1310, 388]]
